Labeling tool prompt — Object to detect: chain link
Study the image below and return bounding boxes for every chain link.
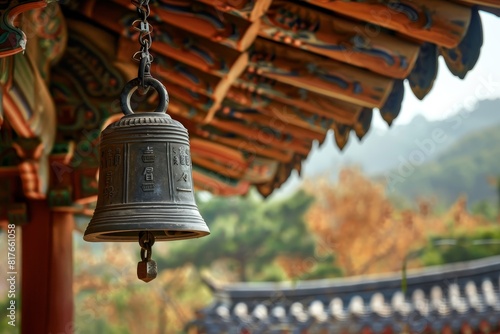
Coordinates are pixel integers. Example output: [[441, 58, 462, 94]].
[[131, 0, 154, 89], [139, 231, 155, 261]]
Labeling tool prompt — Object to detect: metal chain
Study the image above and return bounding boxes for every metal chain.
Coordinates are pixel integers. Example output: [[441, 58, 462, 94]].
[[131, 0, 154, 90], [139, 231, 155, 261]]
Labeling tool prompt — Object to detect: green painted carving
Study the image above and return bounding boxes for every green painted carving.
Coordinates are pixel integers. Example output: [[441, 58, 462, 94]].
[[0, 1, 49, 57], [48, 187, 72, 207], [23, 2, 67, 80], [51, 31, 125, 143]]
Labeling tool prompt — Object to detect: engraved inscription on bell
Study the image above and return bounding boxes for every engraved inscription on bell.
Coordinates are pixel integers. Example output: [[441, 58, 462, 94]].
[[101, 147, 122, 169], [98, 144, 124, 205], [142, 166, 155, 192], [172, 144, 194, 201], [142, 146, 155, 163], [104, 171, 114, 199], [172, 146, 191, 167], [128, 143, 168, 203]]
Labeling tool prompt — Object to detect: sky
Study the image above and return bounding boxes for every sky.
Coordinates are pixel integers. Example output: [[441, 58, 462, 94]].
[[372, 11, 500, 129]]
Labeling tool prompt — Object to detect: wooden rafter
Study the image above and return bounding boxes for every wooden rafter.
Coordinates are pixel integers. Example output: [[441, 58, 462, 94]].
[[109, 0, 261, 51], [302, 0, 472, 48], [232, 77, 363, 125], [250, 38, 394, 109], [260, 1, 420, 79], [194, 0, 273, 22]]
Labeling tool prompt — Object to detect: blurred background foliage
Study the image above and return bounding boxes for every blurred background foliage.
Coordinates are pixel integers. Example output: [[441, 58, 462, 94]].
[[67, 166, 499, 334]]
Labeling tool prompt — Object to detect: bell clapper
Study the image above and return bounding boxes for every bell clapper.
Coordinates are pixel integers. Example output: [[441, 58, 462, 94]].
[[137, 231, 158, 282]]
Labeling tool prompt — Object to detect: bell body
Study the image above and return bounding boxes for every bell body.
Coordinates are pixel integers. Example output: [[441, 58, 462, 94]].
[[84, 112, 210, 242]]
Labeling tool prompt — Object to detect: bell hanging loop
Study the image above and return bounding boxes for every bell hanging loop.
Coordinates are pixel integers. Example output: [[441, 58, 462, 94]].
[[120, 77, 169, 116]]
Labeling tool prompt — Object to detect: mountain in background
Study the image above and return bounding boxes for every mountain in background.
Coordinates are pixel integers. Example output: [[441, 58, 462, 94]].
[[383, 123, 500, 207], [275, 98, 500, 207], [302, 98, 500, 177]]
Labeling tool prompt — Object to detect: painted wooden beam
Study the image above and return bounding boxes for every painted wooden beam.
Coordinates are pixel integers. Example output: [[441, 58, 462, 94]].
[[260, 1, 420, 79], [12, 138, 47, 199], [380, 79, 405, 127], [301, 0, 471, 48], [456, 0, 500, 8], [193, 167, 251, 196], [199, 114, 312, 157], [153, 56, 222, 102], [167, 99, 308, 158], [226, 87, 329, 135], [158, 80, 215, 113], [332, 122, 351, 151], [109, 0, 260, 51], [192, 141, 280, 185], [22, 3, 67, 81], [256, 158, 302, 197], [3, 88, 35, 138], [223, 88, 329, 139], [50, 27, 125, 137], [235, 74, 363, 125], [0, 57, 13, 128], [192, 154, 245, 179], [209, 116, 312, 156], [3, 53, 56, 202], [191, 137, 248, 170], [209, 133, 292, 163], [241, 156, 280, 184], [353, 108, 373, 141], [4, 53, 56, 153], [440, 7, 483, 79], [80, 1, 244, 118], [0, 0, 49, 57], [250, 38, 394, 109], [116, 56, 227, 118], [408, 42, 438, 100], [117, 28, 248, 79], [195, 0, 273, 22], [218, 102, 325, 142], [195, 136, 278, 184], [170, 107, 294, 163]]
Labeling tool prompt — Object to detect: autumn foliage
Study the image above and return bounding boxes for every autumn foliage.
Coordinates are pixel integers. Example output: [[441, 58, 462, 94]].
[[304, 168, 491, 276]]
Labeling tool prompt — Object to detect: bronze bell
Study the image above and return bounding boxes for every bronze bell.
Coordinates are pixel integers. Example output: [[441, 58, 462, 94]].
[[84, 77, 210, 242]]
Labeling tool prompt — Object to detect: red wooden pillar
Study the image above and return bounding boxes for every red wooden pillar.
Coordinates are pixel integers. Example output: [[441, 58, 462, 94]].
[[22, 200, 74, 334]]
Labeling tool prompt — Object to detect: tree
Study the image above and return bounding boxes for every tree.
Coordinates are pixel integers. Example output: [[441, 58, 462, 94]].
[[305, 168, 493, 276], [420, 228, 500, 266], [306, 169, 417, 275], [156, 190, 321, 281]]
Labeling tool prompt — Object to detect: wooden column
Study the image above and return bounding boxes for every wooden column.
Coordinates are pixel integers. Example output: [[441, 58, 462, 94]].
[[22, 200, 74, 334]]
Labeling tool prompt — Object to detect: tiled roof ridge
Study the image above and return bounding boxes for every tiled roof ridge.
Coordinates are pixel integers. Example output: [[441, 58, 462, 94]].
[[204, 255, 500, 299]]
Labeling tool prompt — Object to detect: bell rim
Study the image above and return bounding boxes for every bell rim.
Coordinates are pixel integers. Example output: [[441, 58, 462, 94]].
[[83, 228, 210, 242]]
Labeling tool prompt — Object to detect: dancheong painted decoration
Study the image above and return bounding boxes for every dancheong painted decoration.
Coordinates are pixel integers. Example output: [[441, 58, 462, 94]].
[[0, 0, 499, 333]]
